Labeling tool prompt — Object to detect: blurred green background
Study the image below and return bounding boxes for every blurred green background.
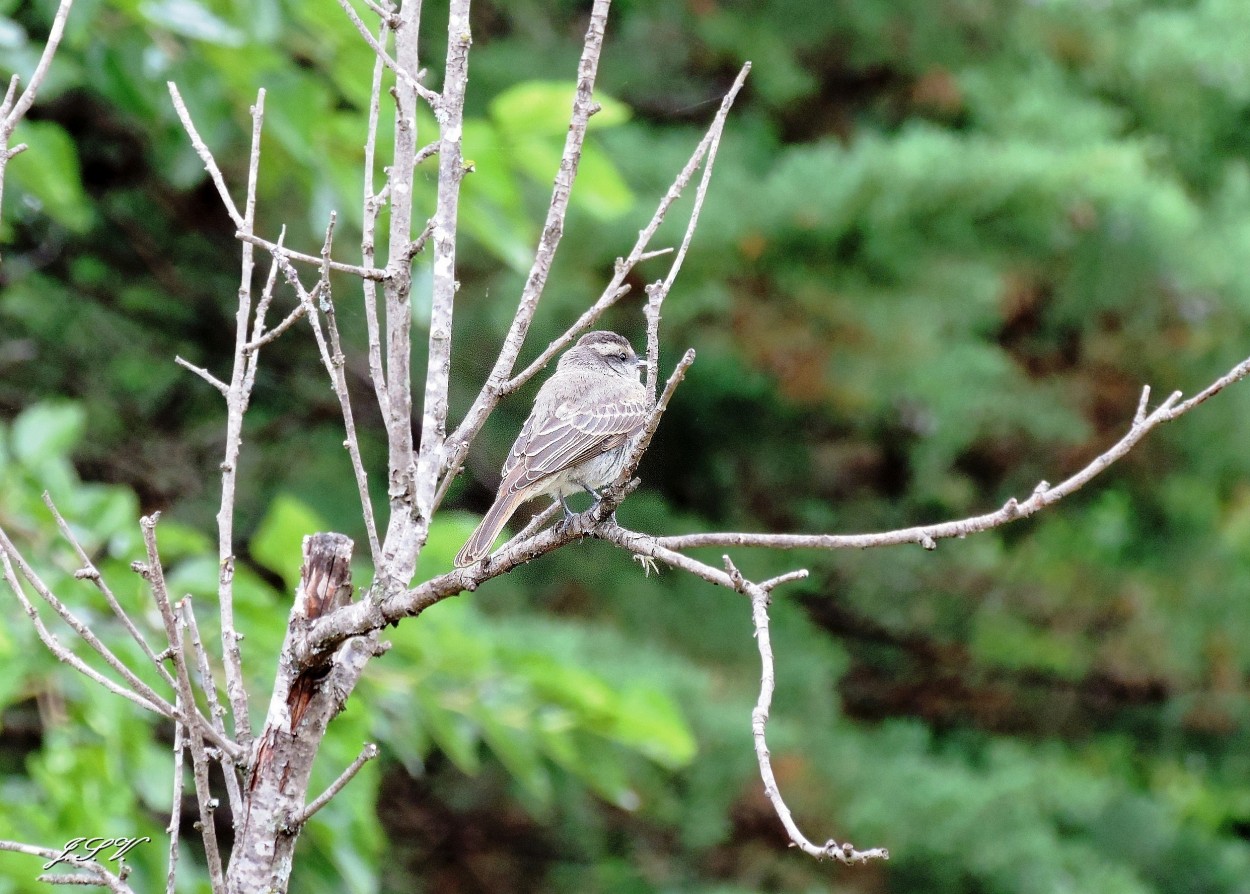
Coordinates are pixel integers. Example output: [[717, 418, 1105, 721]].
[[5, 0, 1250, 891]]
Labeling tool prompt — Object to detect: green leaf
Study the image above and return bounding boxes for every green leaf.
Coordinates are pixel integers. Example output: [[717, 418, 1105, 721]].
[[5, 122, 92, 231], [609, 687, 698, 769], [11, 401, 85, 466], [414, 688, 481, 776], [489, 81, 631, 137], [415, 512, 483, 579], [250, 493, 329, 590], [138, 0, 244, 46]]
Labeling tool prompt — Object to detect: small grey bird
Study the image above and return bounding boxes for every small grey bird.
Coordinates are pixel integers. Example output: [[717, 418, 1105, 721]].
[[454, 331, 649, 567]]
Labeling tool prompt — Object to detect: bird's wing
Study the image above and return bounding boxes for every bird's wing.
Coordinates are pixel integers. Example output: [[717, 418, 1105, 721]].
[[501, 389, 649, 493]]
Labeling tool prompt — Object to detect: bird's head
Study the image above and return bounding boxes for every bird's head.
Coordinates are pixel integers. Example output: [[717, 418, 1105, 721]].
[[563, 330, 645, 379]]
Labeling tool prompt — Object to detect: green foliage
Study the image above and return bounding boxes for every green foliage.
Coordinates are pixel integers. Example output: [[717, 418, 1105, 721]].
[[8, 0, 1250, 892]]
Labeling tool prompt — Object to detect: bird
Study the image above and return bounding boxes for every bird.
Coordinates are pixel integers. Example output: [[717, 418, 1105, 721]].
[[454, 331, 649, 567]]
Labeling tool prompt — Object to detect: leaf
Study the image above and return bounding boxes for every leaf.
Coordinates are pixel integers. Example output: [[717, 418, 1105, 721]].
[[609, 687, 698, 769], [138, 0, 244, 46], [414, 688, 481, 776], [11, 401, 85, 466], [250, 493, 329, 591], [489, 81, 631, 138], [414, 512, 483, 579], [5, 122, 92, 231]]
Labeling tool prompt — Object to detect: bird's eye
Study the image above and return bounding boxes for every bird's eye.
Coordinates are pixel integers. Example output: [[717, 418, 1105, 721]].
[[618, 352, 628, 361]]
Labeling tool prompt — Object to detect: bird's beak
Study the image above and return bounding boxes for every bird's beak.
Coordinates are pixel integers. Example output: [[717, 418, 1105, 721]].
[[635, 357, 647, 371]]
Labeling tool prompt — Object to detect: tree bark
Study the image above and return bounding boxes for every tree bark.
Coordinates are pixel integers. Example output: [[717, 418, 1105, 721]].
[[226, 533, 379, 894]]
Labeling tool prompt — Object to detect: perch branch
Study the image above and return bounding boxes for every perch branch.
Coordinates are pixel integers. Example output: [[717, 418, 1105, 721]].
[[657, 355, 1250, 552]]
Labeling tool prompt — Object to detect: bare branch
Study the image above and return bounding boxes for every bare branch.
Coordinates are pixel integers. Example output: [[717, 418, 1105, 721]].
[[42, 493, 176, 691], [241, 229, 288, 363], [206, 91, 269, 753], [238, 231, 389, 280], [174, 356, 229, 395], [360, 0, 397, 22], [0, 0, 75, 131], [494, 61, 751, 400], [442, 0, 612, 476], [657, 354, 1250, 553], [619, 349, 695, 481], [181, 597, 242, 816], [0, 527, 179, 717], [741, 571, 889, 864], [0, 0, 77, 239], [359, 12, 394, 432], [242, 301, 306, 354], [334, 0, 439, 108], [167, 82, 244, 228], [315, 214, 385, 567], [165, 708, 185, 894], [411, 0, 472, 546], [140, 515, 226, 891], [377, 0, 424, 583], [292, 742, 380, 826], [414, 139, 440, 166], [1, 74, 20, 120]]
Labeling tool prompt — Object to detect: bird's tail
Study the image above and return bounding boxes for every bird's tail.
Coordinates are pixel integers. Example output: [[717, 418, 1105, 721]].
[[454, 486, 531, 567]]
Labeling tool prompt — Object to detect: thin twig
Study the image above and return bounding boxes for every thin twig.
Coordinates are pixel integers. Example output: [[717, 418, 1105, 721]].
[[360, 12, 394, 429], [643, 283, 663, 397], [495, 61, 751, 399], [1, 74, 20, 121], [414, 140, 440, 166], [0, 0, 77, 239], [741, 571, 889, 864], [241, 228, 288, 362], [315, 213, 385, 568], [360, 0, 396, 22], [291, 742, 380, 827], [439, 0, 613, 492], [3, 837, 138, 891], [165, 707, 184, 894], [180, 597, 242, 816], [166, 82, 244, 228], [242, 300, 306, 353], [0, 528, 178, 717], [174, 357, 228, 395], [333, 0, 439, 108], [657, 359, 1250, 553], [204, 90, 270, 755], [140, 515, 226, 892], [1, 0, 75, 132], [237, 231, 389, 280], [618, 349, 695, 481], [42, 493, 176, 690]]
